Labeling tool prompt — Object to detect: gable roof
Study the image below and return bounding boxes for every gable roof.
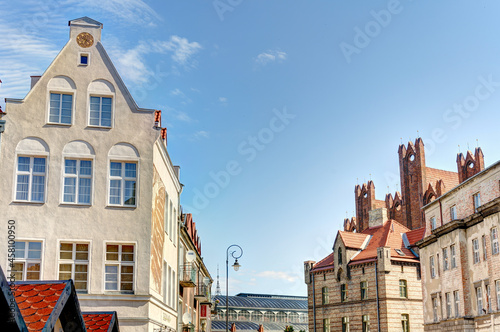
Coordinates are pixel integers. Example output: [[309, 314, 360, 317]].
[[338, 231, 370, 250], [310, 252, 334, 273], [0, 266, 28, 331], [68, 16, 103, 28], [405, 227, 426, 247]]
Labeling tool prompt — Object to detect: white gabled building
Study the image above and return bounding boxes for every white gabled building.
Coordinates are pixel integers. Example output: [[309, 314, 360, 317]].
[[0, 17, 181, 332]]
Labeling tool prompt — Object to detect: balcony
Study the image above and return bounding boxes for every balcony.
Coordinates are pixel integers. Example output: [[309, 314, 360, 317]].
[[194, 283, 211, 302], [179, 264, 197, 287]]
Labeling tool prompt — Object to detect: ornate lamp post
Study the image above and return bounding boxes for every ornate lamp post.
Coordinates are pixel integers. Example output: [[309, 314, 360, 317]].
[[226, 245, 243, 332]]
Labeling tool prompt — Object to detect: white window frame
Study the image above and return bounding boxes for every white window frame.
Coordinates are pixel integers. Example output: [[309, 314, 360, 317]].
[[491, 228, 499, 255], [103, 242, 136, 294], [78, 52, 90, 66], [108, 161, 138, 207], [476, 286, 483, 314], [454, 290, 460, 317], [445, 292, 452, 318], [14, 155, 48, 203], [430, 216, 436, 230], [362, 315, 369, 332], [450, 244, 457, 269], [450, 205, 457, 220], [88, 95, 114, 128], [430, 255, 435, 278], [57, 241, 91, 293], [473, 238, 480, 264], [496, 281, 500, 312], [10, 239, 44, 281], [47, 92, 74, 125], [482, 235, 488, 261], [443, 248, 449, 271], [61, 158, 93, 205], [473, 192, 481, 212]]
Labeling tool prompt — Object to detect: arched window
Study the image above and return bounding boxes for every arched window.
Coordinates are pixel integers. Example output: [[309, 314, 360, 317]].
[[61, 140, 95, 205], [47, 76, 76, 125], [108, 143, 140, 207], [14, 137, 49, 203], [88, 79, 115, 128]]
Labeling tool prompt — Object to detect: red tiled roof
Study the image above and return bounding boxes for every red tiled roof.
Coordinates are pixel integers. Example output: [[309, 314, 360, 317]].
[[349, 220, 418, 264], [406, 227, 426, 246], [426, 167, 459, 192], [338, 232, 369, 250], [83, 312, 116, 331], [311, 252, 334, 272], [12, 282, 67, 331]]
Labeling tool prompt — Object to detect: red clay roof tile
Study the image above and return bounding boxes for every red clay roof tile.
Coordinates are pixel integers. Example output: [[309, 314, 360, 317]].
[[311, 252, 334, 272], [83, 313, 116, 332], [338, 232, 369, 249], [406, 227, 426, 246]]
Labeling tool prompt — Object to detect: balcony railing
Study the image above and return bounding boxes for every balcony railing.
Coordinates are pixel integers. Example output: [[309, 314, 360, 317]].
[[179, 264, 197, 287], [195, 283, 211, 302]]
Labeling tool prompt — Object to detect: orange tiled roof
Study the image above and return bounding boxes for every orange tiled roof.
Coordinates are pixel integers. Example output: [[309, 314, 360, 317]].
[[12, 282, 68, 331], [338, 232, 369, 250], [83, 312, 118, 331], [311, 252, 334, 272], [405, 227, 425, 246]]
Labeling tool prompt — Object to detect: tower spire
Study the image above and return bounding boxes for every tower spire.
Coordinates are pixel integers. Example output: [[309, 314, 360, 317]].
[[215, 264, 222, 296]]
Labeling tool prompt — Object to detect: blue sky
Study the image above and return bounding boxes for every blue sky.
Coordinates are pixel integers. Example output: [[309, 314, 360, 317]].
[[2, 0, 500, 296]]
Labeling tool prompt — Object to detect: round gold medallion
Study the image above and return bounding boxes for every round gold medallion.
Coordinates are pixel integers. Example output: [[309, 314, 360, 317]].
[[76, 32, 94, 48]]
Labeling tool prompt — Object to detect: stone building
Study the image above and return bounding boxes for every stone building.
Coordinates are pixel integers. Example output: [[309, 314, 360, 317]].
[[178, 213, 213, 332], [305, 208, 424, 332], [211, 293, 309, 332], [0, 17, 181, 331], [418, 151, 500, 331]]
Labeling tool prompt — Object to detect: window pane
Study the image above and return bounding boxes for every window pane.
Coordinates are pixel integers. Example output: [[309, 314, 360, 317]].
[[80, 160, 92, 175], [16, 175, 29, 201], [106, 245, 119, 260], [31, 175, 45, 202], [110, 162, 122, 176], [105, 265, 118, 290], [78, 178, 91, 204], [26, 263, 40, 280], [15, 242, 26, 259], [64, 177, 76, 203], [28, 242, 42, 259], [124, 163, 136, 178], [124, 181, 136, 206], [33, 158, 46, 173], [65, 159, 77, 174], [109, 180, 121, 204], [18, 156, 30, 172], [122, 245, 134, 261]]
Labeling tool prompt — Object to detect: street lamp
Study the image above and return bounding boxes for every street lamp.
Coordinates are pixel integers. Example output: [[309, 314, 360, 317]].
[[226, 244, 243, 332]]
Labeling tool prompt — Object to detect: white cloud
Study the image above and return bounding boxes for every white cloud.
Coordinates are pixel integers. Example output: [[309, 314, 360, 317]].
[[193, 130, 210, 140], [151, 36, 202, 66], [256, 271, 298, 283], [219, 97, 228, 103], [255, 49, 288, 66]]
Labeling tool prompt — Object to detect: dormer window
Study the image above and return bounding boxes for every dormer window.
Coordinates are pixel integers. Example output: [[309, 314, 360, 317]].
[[395, 249, 405, 256]]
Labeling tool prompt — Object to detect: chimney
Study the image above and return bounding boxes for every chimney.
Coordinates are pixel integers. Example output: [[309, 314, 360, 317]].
[[304, 261, 315, 284], [369, 208, 388, 228], [30, 76, 41, 89]]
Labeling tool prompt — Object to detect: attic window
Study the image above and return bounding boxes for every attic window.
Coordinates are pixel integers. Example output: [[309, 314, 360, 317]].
[[79, 53, 89, 66], [395, 249, 405, 256]]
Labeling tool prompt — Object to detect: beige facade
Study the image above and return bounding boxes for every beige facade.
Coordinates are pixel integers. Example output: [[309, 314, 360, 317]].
[[0, 17, 181, 331], [419, 159, 500, 331]]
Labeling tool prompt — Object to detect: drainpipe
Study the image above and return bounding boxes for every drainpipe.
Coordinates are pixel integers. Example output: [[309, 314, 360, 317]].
[[439, 200, 443, 227], [375, 261, 381, 332], [312, 273, 317, 332]]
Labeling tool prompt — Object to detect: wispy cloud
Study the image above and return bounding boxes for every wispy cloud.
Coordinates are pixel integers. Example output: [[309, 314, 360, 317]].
[[255, 49, 287, 66], [255, 270, 299, 283], [193, 130, 210, 140]]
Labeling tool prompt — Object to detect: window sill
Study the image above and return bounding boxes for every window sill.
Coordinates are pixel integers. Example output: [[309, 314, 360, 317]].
[[46, 122, 72, 127], [106, 204, 137, 209], [59, 202, 92, 207], [86, 125, 112, 129], [12, 200, 45, 205]]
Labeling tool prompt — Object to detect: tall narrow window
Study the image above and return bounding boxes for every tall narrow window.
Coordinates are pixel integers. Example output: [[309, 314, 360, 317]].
[[433, 297, 439, 322], [454, 291, 460, 317], [473, 192, 481, 212], [322, 286, 329, 304], [401, 314, 409, 332], [341, 284, 348, 302], [323, 319, 330, 332], [12, 241, 42, 281], [443, 248, 449, 271], [89, 96, 112, 127], [109, 162, 137, 206], [450, 205, 457, 220], [58, 242, 89, 293], [49, 93, 73, 124], [445, 293, 452, 318], [430, 256, 435, 278], [63, 159, 92, 204], [473, 239, 480, 264], [338, 247, 343, 265], [450, 244, 457, 268], [362, 315, 369, 332], [105, 244, 135, 293], [491, 228, 499, 255], [496, 281, 500, 312], [430, 217, 436, 230], [399, 280, 408, 298], [15, 156, 46, 202], [482, 235, 487, 261], [360, 281, 368, 300], [342, 317, 349, 332], [476, 286, 483, 314]]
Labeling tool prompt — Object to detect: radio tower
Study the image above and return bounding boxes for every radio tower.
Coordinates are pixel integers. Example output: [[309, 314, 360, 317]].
[[215, 265, 222, 296]]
